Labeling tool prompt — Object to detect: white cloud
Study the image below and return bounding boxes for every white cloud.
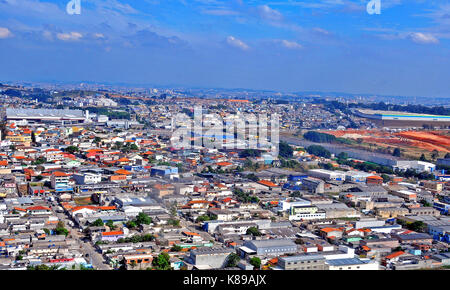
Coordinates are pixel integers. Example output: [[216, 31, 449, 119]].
[[202, 9, 239, 16], [42, 30, 53, 41], [257, 5, 283, 22], [0, 27, 13, 39], [226, 36, 249, 50], [56, 32, 83, 41], [94, 33, 105, 39], [408, 32, 439, 44], [279, 40, 303, 49], [312, 27, 331, 36]]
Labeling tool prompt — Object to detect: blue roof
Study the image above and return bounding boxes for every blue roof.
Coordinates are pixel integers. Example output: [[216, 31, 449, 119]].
[[326, 258, 368, 266]]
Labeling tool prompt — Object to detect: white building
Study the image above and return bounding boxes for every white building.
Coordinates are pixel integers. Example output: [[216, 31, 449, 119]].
[[308, 169, 346, 181], [73, 173, 102, 185], [394, 160, 436, 173]]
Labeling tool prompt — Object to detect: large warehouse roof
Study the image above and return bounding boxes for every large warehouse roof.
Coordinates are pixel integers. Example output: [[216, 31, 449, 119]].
[[6, 108, 85, 119]]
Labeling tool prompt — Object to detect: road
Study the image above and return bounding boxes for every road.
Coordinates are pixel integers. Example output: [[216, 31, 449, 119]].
[[56, 212, 112, 270]]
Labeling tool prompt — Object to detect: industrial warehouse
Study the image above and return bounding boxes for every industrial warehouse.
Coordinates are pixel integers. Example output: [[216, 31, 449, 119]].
[[4, 108, 89, 125], [354, 109, 450, 127]]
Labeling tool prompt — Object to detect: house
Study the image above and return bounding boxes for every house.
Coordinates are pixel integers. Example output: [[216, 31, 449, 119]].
[[320, 228, 343, 239], [123, 253, 153, 270], [101, 230, 125, 242], [51, 171, 72, 192], [26, 206, 52, 215], [207, 208, 236, 221]]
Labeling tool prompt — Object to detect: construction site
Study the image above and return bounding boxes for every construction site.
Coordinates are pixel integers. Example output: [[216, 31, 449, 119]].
[[326, 129, 450, 160]]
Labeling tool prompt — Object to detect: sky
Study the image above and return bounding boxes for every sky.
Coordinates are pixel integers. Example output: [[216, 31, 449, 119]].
[[0, 0, 449, 98]]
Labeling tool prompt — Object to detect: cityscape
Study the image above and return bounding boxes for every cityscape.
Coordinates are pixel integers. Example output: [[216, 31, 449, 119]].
[[0, 0, 449, 277]]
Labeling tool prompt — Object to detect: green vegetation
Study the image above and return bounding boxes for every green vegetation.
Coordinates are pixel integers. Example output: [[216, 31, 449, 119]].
[[170, 245, 183, 252], [105, 220, 116, 230], [151, 252, 172, 270], [126, 213, 152, 229], [65, 146, 79, 154], [419, 200, 432, 207], [289, 191, 303, 198], [246, 226, 262, 236], [117, 234, 155, 243], [397, 220, 427, 232], [233, 188, 259, 203], [81, 107, 130, 120], [54, 221, 69, 236], [135, 212, 152, 225], [279, 141, 294, 159], [90, 219, 104, 227], [32, 157, 47, 165], [294, 238, 304, 245], [303, 131, 337, 143], [393, 148, 401, 157], [239, 149, 262, 158], [246, 173, 259, 182], [167, 219, 180, 227], [226, 253, 241, 268], [306, 145, 331, 158], [196, 214, 217, 223], [249, 257, 261, 269]]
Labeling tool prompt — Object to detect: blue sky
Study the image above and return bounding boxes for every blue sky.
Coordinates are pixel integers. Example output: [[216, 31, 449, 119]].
[[0, 0, 449, 97]]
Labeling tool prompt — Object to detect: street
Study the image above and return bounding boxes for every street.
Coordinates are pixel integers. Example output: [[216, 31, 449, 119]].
[[56, 211, 112, 270]]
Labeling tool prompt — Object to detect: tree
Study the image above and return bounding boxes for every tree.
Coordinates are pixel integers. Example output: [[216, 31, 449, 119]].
[[65, 146, 79, 154], [303, 131, 337, 143], [126, 220, 137, 229], [246, 227, 262, 237], [152, 252, 171, 270], [381, 174, 392, 183], [171, 245, 182, 252], [392, 148, 401, 157], [135, 213, 152, 226], [290, 191, 302, 198], [106, 220, 116, 230], [306, 145, 331, 158], [246, 173, 259, 182], [91, 219, 104, 227], [196, 215, 211, 223], [419, 154, 428, 162], [408, 221, 427, 232], [226, 253, 240, 268], [337, 152, 348, 160], [239, 149, 261, 158], [54, 221, 69, 236], [294, 238, 304, 245], [431, 150, 439, 160], [279, 141, 294, 159], [167, 219, 180, 227], [249, 257, 261, 269]]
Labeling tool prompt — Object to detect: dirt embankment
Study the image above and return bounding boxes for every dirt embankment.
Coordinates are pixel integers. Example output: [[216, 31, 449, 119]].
[[325, 129, 450, 153]]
